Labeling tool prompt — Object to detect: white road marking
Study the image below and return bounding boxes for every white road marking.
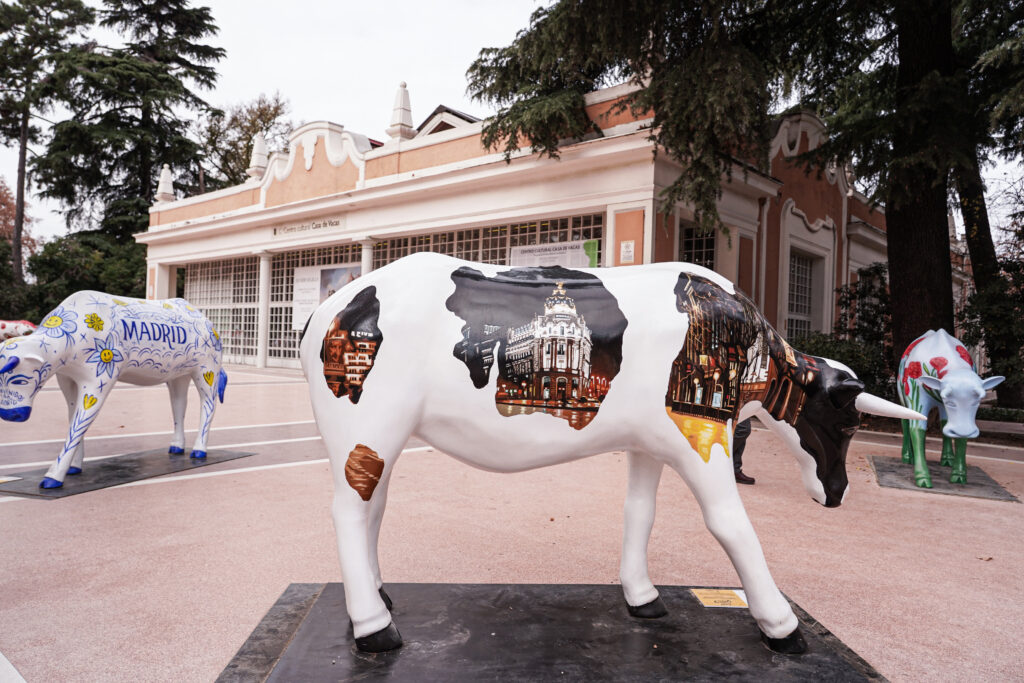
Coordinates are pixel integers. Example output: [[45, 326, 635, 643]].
[[0, 650, 27, 682], [0, 446, 435, 502], [0, 420, 316, 449], [861, 440, 1024, 464]]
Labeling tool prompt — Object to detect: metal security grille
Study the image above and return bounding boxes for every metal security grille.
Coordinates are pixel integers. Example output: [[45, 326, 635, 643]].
[[184, 257, 259, 362], [372, 213, 604, 269], [269, 244, 362, 361], [679, 222, 716, 269], [786, 252, 813, 339]]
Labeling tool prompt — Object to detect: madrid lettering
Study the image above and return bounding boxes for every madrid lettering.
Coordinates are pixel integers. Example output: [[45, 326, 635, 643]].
[[121, 320, 188, 347]]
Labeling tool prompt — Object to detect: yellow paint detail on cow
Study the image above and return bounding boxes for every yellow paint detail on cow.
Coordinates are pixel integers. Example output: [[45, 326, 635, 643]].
[[203, 371, 215, 386], [85, 313, 104, 331], [100, 349, 113, 363], [43, 315, 63, 329], [83, 394, 98, 410], [664, 408, 730, 463]]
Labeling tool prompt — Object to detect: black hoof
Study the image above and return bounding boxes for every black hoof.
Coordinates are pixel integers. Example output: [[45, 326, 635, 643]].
[[355, 622, 403, 652], [761, 625, 807, 654], [379, 587, 394, 611], [627, 595, 668, 618]]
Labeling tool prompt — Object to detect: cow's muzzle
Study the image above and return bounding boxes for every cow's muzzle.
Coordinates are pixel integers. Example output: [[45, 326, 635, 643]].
[[0, 406, 31, 422]]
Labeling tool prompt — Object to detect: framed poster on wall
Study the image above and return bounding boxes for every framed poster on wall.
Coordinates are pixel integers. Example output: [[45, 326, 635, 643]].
[[291, 264, 361, 330]]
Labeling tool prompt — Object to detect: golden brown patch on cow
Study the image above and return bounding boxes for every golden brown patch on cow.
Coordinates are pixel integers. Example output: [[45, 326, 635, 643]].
[[345, 444, 385, 501]]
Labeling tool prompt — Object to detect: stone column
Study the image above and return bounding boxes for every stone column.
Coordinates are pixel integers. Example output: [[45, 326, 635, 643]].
[[146, 262, 177, 300], [256, 252, 272, 368], [360, 239, 375, 275]]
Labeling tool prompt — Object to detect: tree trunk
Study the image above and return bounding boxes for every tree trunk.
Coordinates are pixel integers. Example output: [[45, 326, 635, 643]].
[[956, 152, 1024, 407], [886, 0, 956, 367], [12, 108, 29, 287]]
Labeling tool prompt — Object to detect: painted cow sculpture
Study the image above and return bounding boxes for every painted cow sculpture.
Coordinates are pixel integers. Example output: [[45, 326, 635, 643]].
[[0, 320, 36, 341], [898, 329, 1004, 487], [0, 291, 228, 489], [299, 253, 923, 654]]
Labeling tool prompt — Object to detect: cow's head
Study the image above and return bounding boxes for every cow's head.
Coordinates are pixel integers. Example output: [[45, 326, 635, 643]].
[[916, 371, 1004, 439], [0, 339, 49, 422], [762, 357, 925, 508]]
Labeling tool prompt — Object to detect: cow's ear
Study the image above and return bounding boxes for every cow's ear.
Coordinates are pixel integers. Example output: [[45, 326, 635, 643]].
[[982, 376, 1005, 390], [915, 375, 943, 391], [830, 377, 864, 409]]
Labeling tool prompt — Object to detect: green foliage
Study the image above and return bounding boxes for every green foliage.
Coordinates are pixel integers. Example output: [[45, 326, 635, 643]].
[[23, 232, 145, 320], [467, 0, 775, 235], [31, 0, 224, 240], [195, 92, 292, 190], [792, 262, 896, 398], [976, 405, 1024, 424]]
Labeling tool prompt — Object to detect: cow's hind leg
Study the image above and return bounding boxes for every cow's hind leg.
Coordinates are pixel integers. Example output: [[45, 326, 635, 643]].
[[167, 375, 190, 454], [316, 410, 412, 652], [670, 456, 805, 653], [620, 450, 667, 618], [950, 438, 968, 484], [57, 375, 85, 475]]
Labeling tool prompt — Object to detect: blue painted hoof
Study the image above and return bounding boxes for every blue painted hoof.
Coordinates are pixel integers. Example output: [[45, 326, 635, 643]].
[[168, 446, 185, 454], [67, 466, 83, 475], [39, 477, 63, 489], [190, 450, 207, 460]]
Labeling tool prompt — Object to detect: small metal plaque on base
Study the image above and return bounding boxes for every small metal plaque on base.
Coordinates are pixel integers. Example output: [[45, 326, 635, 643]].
[[0, 449, 255, 499], [220, 583, 884, 682]]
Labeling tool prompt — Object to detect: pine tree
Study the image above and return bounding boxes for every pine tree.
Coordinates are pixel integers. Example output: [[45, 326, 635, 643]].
[[468, 0, 1024, 403], [32, 0, 225, 241], [0, 0, 93, 285]]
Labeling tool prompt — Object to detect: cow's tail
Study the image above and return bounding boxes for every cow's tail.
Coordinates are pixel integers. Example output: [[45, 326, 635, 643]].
[[217, 369, 228, 403]]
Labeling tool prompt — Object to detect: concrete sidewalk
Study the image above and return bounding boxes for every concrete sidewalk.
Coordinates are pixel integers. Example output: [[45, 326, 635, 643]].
[[1, 366, 1022, 681]]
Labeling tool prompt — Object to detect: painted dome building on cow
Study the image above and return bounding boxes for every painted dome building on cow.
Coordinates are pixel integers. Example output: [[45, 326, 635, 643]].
[[499, 281, 594, 404], [137, 80, 971, 369]]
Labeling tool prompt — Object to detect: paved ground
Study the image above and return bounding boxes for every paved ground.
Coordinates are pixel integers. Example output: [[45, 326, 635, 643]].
[[1, 366, 1022, 682]]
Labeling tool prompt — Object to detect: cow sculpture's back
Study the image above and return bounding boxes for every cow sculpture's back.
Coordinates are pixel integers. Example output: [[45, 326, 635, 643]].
[[299, 253, 922, 654], [0, 291, 227, 488]]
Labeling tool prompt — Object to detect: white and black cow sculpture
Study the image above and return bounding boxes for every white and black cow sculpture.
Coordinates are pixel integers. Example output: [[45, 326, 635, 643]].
[[299, 253, 923, 654], [0, 291, 228, 488]]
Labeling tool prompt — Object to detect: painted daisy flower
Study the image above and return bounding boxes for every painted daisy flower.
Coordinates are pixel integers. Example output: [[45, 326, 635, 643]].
[[86, 334, 125, 378], [40, 306, 78, 339], [85, 313, 104, 331], [206, 320, 222, 352]]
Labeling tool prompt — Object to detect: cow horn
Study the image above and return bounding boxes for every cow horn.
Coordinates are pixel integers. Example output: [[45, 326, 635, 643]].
[[0, 356, 19, 374], [855, 392, 926, 420]]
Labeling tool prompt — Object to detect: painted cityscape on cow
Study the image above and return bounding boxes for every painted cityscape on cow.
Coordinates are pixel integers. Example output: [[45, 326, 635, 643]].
[[446, 266, 628, 430], [665, 272, 821, 462], [320, 287, 383, 404]]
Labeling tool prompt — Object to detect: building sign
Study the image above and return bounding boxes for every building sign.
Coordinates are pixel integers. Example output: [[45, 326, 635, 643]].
[[273, 215, 345, 237], [509, 239, 600, 268], [619, 240, 635, 264], [292, 264, 361, 330]]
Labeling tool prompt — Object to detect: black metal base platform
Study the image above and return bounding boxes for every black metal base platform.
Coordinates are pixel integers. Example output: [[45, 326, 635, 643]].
[[219, 583, 884, 682], [0, 448, 254, 499], [867, 455, 1019, 502]]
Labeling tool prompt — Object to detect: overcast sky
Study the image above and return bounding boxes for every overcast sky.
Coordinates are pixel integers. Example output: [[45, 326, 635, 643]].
[[1, 0, 1018, 243], [0, 0, 548, 241]]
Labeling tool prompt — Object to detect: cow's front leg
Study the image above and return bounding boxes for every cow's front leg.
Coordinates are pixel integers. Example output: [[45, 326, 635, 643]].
[[166, 375, 190, 454], [620, 450, 667, 618], [189, 369, 220, 459], [950, 438, 968, 484], [41, 383, 112, 489], [939, 418, 954, 467], [674, 459, 805, 653], [907, 420, 932, 488], [57, 375, 85, 475]]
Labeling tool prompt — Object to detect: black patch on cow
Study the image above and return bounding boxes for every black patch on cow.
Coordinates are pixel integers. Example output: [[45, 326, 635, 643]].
[[320, 286, 382, 404], [790, 359, 863, 506], [446, 266, 627, 430]]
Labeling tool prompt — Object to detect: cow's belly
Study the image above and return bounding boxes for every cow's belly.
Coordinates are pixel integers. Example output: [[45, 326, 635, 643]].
[[118, 365, 191, 386]]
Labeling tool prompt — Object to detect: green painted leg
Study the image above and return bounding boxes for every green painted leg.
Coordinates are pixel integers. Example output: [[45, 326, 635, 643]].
[[909, 428, 932, 488], [940, 420, 954, 466], [950, 438, 968, 484], [900, 419, 913, 464]]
